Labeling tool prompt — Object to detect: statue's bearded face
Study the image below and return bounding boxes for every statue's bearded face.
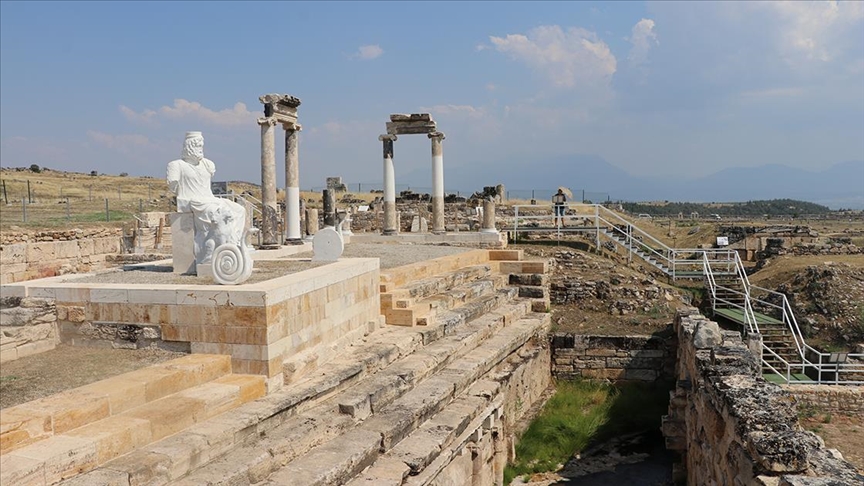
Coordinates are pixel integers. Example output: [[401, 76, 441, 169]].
[[182, 136, 204, 163]]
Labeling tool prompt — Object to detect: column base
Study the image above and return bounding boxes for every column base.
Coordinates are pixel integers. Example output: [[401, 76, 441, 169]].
[[382, 230, 398, 236], [431, 230, 446, 235], [258, 244, 281, 250], [284, 238, 305, 245], [480, 229, 499, 234]]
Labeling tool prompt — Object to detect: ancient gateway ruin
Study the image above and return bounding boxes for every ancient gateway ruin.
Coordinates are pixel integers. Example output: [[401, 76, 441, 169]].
[[380, 114, 446, 235], [257, 94, 302, 248], [1, 99, 861, 486]]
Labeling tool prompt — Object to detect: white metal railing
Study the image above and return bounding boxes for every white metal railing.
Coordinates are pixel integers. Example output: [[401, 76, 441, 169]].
[[506, 203, 864, 385], [703, 253, 759, 335]]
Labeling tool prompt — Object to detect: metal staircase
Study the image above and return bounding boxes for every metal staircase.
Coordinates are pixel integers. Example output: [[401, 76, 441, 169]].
[[509, 203, 864, 385]]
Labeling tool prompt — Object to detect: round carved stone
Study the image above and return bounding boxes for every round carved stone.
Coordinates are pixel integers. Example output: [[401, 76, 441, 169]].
[[312, 227, 344, 261], [212, 243, 253, 285]]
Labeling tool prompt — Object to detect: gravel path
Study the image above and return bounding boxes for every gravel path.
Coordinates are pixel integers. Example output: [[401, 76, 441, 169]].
[[64, 244, 470, 285], [291, 243, 471, 269], [66, 260, 329, 285], [0, 344, 186, 409]]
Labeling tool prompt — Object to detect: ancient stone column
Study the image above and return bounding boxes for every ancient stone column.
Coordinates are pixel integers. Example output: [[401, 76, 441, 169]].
[[380, 134, 398, 235], [322, 189, 336, 227], [305, 208, 319, 236], [481, 198, 497, 233], [258, 117, 279, 248], [429, 132, 446, 234], [284, 126, 302, 244]]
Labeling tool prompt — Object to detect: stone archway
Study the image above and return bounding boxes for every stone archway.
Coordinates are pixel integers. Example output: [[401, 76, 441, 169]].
[[257, 94, 302, 248], [378, 113, 446, 235]]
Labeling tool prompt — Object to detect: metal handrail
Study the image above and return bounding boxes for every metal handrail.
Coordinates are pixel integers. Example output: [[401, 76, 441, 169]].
[[762, 343, 793, 383], [750, 284, 806, 360], [509, 203, 859, 384]]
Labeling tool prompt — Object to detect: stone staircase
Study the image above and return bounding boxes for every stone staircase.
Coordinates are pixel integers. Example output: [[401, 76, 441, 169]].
[[1, 354, 266, 485], [759, 322, 801, 374], [600, 227, 671, 275], [44, 248, 551, 486]]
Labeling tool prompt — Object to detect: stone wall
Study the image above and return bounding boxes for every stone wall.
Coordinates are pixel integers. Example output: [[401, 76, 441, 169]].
[[0, 297, 58, 362], [550, 332, 676, 383], [785, 384, 864, 417], [663, 308, 863, 485], [45, 259, 381, 391], [428, 335, 552, 485], [0, 231, 123, 284]]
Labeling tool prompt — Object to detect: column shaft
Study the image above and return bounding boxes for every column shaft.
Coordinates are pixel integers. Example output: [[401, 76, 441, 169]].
[[380, 135, 398, 235], [284, 128, 301, 243], [429, 132, 446, 234], [259, 119, 279, 247], [481, 199, 498, 233], [322, 189, 336, 227]]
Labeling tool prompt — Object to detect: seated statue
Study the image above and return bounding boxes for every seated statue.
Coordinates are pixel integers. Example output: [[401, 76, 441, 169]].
[[167, 131, 253, 284]]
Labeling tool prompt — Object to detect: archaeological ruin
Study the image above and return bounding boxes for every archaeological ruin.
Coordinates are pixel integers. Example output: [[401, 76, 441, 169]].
[[1, 101, 862, 486]]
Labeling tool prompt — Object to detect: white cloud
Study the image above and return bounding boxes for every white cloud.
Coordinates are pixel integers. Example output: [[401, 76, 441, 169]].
[[485, 83, 497, 91], [119, 105, 157, 125], [759, 1, 864, 63], [628, 18, 658, 66], [119, 99, 255, 128], [87, 131, 151, 152], [157, 99, 254, 127], [419, 104, 488, 119], [355, 44, 383, 60], [488, 25, 617, 88]]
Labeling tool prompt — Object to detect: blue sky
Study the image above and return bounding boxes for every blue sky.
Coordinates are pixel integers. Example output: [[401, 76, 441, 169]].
[[1, 1, 862, 193]]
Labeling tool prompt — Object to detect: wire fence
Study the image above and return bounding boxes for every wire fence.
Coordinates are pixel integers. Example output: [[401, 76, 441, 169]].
[[0, 177, 173, 227], [303, 182, 611, 203]]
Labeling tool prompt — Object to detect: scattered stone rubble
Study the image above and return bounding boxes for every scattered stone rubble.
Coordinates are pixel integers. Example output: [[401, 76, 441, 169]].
[[549, 249, 677, 316], [769, 263, 864, 344]]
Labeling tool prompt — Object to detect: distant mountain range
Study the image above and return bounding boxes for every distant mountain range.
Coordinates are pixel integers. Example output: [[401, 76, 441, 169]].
[[401, 157, 864, 209]]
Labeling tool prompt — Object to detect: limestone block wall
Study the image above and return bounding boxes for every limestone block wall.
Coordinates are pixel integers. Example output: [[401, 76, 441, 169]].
[[429, 337, 552, 486], [663, 308, 863, 485], [44, 259, 381, 391], [550, 332, 676, 383], [0, 297, 58, 362], [785, 384, 864, 417], [0, 232, 122, 284]]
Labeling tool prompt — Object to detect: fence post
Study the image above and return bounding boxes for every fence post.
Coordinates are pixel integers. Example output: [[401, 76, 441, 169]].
[[1, 180, 6, 204], [66, 198, 70, 221], [27, 180, 32, 203], [105, 198, 110, 222], [148, 183, 152, 201], [22, 198, 27, 223], [118, 187, 121, 201], [139, 198, 143, 213]]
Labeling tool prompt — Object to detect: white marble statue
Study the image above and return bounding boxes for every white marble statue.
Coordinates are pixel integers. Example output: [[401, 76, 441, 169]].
[[167, 131, 253, 284]]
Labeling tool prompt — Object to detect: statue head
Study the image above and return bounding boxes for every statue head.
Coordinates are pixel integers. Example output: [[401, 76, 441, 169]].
[[181, 131, 204, 163]]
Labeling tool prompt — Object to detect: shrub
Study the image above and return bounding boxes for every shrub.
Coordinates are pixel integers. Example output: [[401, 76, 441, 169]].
[[29, 164, 41, 173]]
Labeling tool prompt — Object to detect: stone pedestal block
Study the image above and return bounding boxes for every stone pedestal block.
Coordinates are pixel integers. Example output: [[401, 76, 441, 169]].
[[168, 212, 195, 275]]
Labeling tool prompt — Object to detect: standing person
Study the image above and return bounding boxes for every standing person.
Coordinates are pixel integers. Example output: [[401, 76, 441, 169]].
[[552, 188, 567, 227]]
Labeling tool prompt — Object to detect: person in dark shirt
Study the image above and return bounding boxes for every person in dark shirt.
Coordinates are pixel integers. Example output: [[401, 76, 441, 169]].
[[552, 188, 567, 227]]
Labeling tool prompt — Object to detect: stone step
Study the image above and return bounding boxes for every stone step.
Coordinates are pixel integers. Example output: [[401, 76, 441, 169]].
[[385, 276, 507, 327], [0, 354, 232, 455], [67, 297, 532, 486], [381, 264, 493, 314], [2, 373, 265, 486], [379, 250, 491, 293], [262, 312, 550, 486]]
